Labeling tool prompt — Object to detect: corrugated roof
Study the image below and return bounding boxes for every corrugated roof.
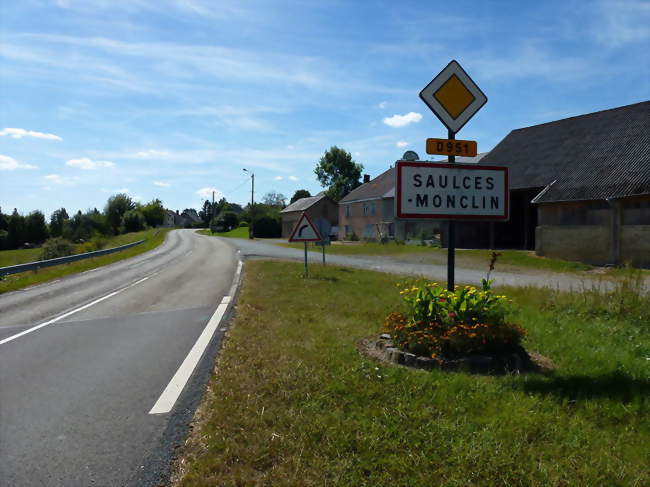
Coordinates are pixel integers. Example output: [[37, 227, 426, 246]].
[[480, 101, 650, 203], [340, 167, 395, 203], [280, 192, 328, 213]]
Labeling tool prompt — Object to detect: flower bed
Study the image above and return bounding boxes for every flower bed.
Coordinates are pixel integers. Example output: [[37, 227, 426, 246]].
[[382, 279, 537, 372]]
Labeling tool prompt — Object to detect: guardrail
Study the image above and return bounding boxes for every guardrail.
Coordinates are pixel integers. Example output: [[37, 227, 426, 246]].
[[0, 240, 145, 277]]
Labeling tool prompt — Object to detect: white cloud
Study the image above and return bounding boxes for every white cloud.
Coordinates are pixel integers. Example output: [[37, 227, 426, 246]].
[[132, 195, 143, 202], [0, 127, 62, 141], [44, 174, 74, 185], [288, 175, 299, 181], [383, 112, 423, 128], [593, 0, 650, 46], [0, 154, 38, 170], [396, 140, 409, 148], [154, 181, 171, 187], [131, 149, 171, 159], [66, 157, 115, 169], [378, 101, 387, 109], [274, 176, 283, 180], [196, 187, 224, 200]]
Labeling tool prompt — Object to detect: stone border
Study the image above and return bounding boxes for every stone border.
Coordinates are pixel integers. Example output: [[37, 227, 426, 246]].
[[362, 334, 555, 375]]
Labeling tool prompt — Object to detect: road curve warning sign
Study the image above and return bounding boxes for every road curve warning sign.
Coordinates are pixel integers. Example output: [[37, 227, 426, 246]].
[[396, 161, 509, 220], [288, 212, 322, 242]]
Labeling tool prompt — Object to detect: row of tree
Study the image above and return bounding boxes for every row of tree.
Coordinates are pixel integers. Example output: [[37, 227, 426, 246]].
[[0, 146, 364, 249], [0, 194, 165, 251]]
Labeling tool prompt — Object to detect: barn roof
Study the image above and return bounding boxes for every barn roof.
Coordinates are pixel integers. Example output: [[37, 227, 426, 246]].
[[280, 192, 331, 213], [480, 101, 650, 203]]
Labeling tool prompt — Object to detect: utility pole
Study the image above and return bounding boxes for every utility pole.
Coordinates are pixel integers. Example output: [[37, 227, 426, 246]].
[[211, 190, 215, 233], [243, 169, 254, 239]]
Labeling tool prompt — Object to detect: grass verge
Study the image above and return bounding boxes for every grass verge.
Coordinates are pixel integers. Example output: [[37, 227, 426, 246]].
[[281, 241, 592, 273], [0, 228, 172, 294], [174, 261, 648, 486], [197, 227, 249, 238]]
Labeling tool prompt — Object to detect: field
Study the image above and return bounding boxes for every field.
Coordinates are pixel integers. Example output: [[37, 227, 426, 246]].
[[173, 261, 649, 486], [0, 228, 171, 294]]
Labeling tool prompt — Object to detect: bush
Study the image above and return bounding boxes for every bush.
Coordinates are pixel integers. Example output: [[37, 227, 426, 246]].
[[346, 232, 359, 241], [238, 221, 249, 227], [219, 211, 239, 230], [121, 210, 146, 233], [253, 216, 281, 238], [40, 237, 75, 260], [384, 279, 526, 359]]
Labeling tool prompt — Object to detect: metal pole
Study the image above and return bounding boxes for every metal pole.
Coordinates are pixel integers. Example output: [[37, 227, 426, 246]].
[[322, 242, 325, 265], [447, 129, 456, 292], [250, 173, 254, 239], [304, 241, 308, 277], [211, 190, 215, 233]]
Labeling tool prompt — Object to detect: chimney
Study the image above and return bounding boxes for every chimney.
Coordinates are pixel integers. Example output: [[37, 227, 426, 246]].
[[363, 174, 371, 184]]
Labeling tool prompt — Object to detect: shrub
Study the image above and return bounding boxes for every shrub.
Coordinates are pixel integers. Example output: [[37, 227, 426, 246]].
[[40, 237, 75, 260], [384, 279, 527, 359], [238, 221, 249, 227], [122, 210, 146, 233], [253, 216, 281, 238], [346, 232, 359, 241]]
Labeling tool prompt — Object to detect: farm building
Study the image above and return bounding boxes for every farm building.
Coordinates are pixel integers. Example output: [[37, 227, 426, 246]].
[[280, 192, 338, 239], [474, 100, 650, 266]]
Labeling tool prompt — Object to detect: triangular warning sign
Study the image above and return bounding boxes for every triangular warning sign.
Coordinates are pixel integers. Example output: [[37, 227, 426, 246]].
[[288, 212, 322, 242]]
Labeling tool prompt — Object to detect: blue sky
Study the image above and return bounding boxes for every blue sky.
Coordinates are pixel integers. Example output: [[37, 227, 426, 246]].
[[1, 0, 649, 217]]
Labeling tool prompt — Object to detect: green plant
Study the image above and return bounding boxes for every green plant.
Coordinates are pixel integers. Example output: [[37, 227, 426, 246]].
[[385, 279, 526, 358], [238, 221, 249, 227], [346, 232, 359, 241], [40, 237, 75, 260]]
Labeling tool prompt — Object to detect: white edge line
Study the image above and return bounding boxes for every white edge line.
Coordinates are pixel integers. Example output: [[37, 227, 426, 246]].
[[0, 273, 157, 346], [0, 289, 122, 346], [149, 259, 243, 415]]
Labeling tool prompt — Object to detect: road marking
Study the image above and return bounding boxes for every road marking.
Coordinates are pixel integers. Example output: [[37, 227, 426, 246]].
[[149, 259, 243, 415], [0, 273, 157, 346], [149, 295, 231, 415], [0, 289, 122, 346]]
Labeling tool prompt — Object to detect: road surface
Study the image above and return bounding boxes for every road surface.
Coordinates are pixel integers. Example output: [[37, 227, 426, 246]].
[[220, 237, 643, 291], [0, 229, 239, 486]]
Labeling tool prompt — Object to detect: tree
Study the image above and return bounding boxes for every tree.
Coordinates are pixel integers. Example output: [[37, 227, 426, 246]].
[[141, 199, 165, 227], [217, 211, 239, 231], [25, 210, 49, 244], [122, 209, 146, 233], [7, 209, 26, 249], [314, 146, 363, 201], [49, 208, 69, 237], [199, 200, 213, 227], [105, 193, 135, 234], [262, 191, 287, 208], [290, 189, 311, 204]]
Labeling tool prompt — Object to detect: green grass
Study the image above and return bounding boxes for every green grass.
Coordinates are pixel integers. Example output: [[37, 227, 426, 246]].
[[174, 261, 648, 486], [0, 228, 172, 294], [281, 241, 592, 273], [197, 227, 249, 238], [0, 247, 43, 267]]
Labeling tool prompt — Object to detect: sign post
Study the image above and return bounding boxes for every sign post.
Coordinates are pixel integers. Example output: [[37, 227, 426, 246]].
[[417, 60, 490, 291], [288, 212, 322, 277]]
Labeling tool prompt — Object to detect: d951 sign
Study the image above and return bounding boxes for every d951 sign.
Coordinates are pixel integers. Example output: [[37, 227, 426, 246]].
[[426, 138, 477, 157], [396, 161, 509, 220]]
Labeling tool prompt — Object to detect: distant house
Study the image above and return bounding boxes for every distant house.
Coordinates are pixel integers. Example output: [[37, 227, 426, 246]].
[[338, 154, 487, 241], [280, 192, 338, 239], [475, 101, 650, 266], [163, 209, 203, 228]]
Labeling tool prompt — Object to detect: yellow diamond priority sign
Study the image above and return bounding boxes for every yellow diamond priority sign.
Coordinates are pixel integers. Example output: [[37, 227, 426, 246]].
[[419, 60, 487, 134]]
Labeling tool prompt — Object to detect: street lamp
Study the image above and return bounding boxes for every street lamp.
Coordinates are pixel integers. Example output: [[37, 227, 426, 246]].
[[243, 168, 254, 239]]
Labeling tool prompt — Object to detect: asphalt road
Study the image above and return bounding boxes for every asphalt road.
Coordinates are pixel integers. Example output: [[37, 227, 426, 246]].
[[221, 237, 649, 291], [0, 229, 239, 486]]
